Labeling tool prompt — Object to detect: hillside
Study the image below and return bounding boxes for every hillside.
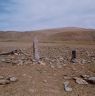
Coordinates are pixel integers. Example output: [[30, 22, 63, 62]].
[[0, 27, 95, 42]]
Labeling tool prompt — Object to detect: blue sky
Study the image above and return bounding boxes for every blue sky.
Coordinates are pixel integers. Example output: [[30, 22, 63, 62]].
[[0, 0, 95, 31]]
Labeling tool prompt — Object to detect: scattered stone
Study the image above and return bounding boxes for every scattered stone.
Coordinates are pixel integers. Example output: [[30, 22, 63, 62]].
[[22, 74, 27, 77], [81, 59, 86, 64], [18, 60, 23, 65], [63, 76, 72, 80], [14, 53, 18, 56], [63, 81, 72, 92], [63, 64, 67, 67], [73, 77, 88, 85], [87, 77, 95, 84], [88, 61, 92, 63], [7, 76, 18, 82], [12, 61, 18, 65], [72, 67, 77, 71], [1, 59, 6, 62], [5, 59, 11, 63], [39, 61, 46, 66], [57, 64, 62, 68], [80, 75, 90, 79], [59, 57, 64, 61], [50, 65, 55, 69], [0, 79, 10, 85], [71, 58, 77, 63], [43, 80, 47, 83], [0, 76, 4, 79]]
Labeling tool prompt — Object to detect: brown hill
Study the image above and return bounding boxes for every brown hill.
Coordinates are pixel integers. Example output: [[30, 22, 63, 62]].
[[0, 27, 95, 42], [47, 27, 95, 41]]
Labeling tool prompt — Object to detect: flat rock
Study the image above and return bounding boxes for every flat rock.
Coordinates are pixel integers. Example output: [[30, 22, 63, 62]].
[[7, 76, 18, 82], [71, 59, 77, 63], [0, 79, 10, 85], [39, 61, 46, 66], [73, 77, 88, 85], [80, 75, 90, 79]]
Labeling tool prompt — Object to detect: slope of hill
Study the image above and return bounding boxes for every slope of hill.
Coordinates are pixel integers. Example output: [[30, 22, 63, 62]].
[[0, 27, 95, 42], [48, 28, 95, 41]]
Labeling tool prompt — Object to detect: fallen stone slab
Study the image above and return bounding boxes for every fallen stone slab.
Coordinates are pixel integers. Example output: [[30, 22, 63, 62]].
[[73, 77, 88, 85], [0, 79, 10, 85], [0, 49, 18, 55]]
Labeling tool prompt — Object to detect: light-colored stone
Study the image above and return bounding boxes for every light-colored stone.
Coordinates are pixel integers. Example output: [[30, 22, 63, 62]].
[[0, 79, 10, 85], [0, 76, 4, 79], [81, 75, 90, 79], [18, 60, 23, 65], [81, 59, 86, 64], [57, 64, 62, 68], [39, 61, 46, 66], [1, 59, 6, 62], [59, 57, 64, 61], [8, 77, 18, 82], [71, 59, 77, 63], [73, 77, 88, 85], [64, 81, 72, 92], [14, 53, 18, 56], [43, 80, 47, 83], [50, 65, 55, 69]]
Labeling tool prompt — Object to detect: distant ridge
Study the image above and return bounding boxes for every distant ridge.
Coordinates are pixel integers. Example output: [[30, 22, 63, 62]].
[[0, 27, 95, 41]]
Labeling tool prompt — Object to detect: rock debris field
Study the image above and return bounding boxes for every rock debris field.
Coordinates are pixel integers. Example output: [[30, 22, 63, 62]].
[[0, 46, 95, 66], [0, 45, 95, 96]]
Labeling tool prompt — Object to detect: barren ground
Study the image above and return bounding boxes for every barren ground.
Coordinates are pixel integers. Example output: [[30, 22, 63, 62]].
[[0, 40, 95, 96]]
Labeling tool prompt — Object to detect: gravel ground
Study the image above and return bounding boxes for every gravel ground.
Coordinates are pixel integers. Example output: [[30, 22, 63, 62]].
[[0, 42, 95, 96]]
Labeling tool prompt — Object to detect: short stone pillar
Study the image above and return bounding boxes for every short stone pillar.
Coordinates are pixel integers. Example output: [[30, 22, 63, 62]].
[[72, 50, 76, 59], [71, 49, 77, 63]]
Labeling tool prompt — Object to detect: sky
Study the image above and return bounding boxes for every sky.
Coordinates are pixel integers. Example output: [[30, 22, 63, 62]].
[[0, 0, 95, 31]]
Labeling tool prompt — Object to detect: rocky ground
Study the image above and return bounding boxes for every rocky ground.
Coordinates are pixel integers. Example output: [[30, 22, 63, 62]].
[[0, 45, 95, 67], [0, 42, 95, 96]]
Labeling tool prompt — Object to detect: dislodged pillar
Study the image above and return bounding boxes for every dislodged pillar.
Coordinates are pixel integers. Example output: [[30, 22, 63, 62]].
[[71, 49, 76, 63], [33, 37, 40, 63]]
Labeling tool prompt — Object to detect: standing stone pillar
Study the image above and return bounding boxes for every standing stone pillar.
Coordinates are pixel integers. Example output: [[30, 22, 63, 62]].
[[72, 50, 76, 59], [33, 37, 40, 63]]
